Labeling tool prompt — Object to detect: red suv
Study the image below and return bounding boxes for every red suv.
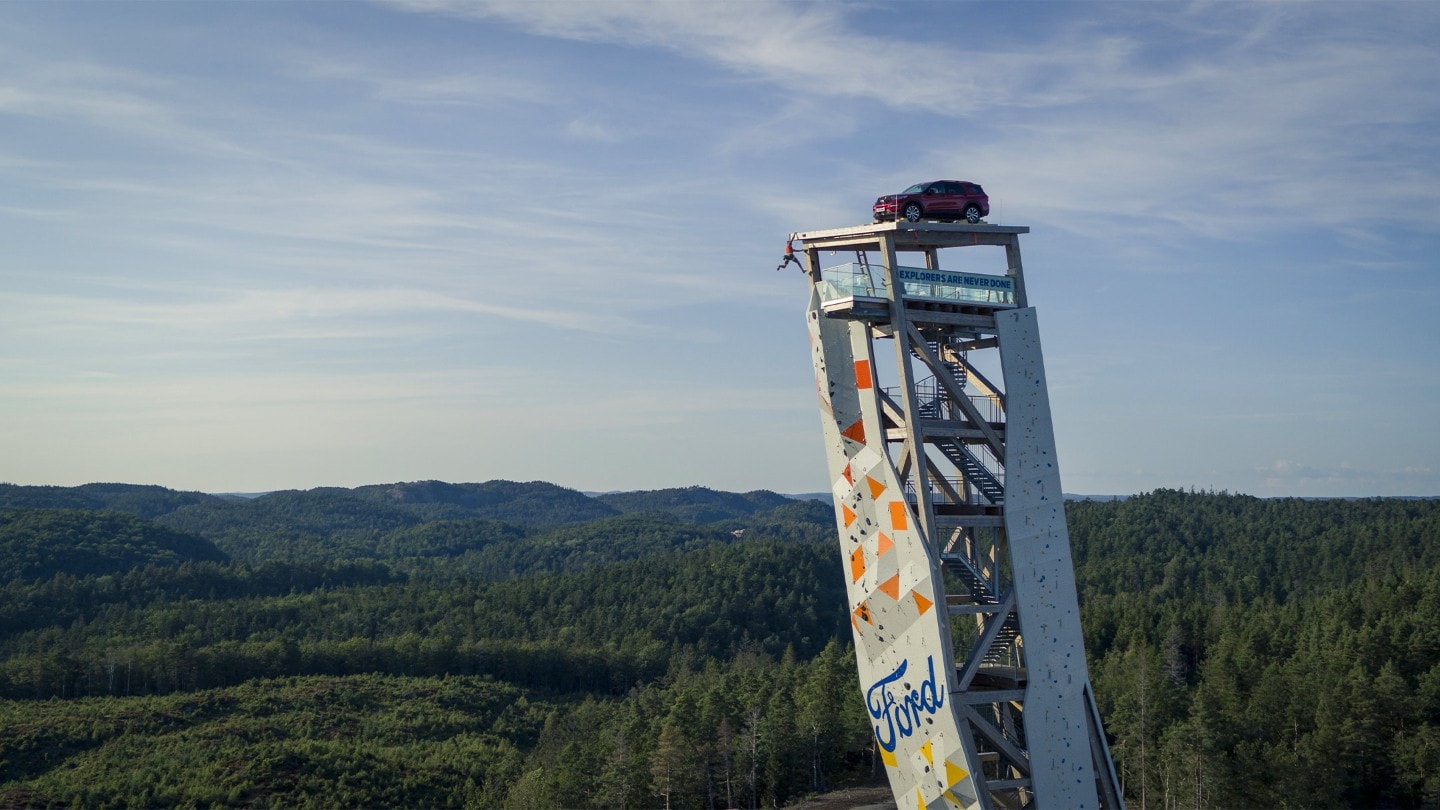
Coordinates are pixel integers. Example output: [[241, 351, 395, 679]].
[[873, 181, 989, 223]]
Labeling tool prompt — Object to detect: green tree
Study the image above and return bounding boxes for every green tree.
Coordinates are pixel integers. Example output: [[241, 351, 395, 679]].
[[651, 720, 701, 810]]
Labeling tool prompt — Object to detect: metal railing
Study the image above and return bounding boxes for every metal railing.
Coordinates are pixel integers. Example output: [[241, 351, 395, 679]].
[[818, 262, 1015, 307], [884, 379, 1004, 424]]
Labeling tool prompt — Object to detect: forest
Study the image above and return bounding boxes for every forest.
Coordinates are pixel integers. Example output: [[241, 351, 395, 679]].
[[1, 481, 1438, 809]]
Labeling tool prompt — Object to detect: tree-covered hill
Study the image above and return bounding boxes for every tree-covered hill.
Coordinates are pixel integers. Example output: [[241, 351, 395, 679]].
[[0, 674, 542, 808], [0, 509, 227, 582], [154, 481, 621, 563], [0, 481, 860, 807], [0, 481, 626, 564], [2, 485, 1439, 808], [1072, 489, 1440, 604], [0, 483, 834, 580], [353, 479, 621, 526], [0, 648, 866, 810], [595, 486, 797, 523], [0, 482, 826, 568], [1070, 490, 1440, 808], [0, 535, 846, 700], [460, 512, 740, 579], [372, 518, 528, 560], [156, 487, 439, 562], [711, 498, 836, 544], [0, 483, 221, 519]]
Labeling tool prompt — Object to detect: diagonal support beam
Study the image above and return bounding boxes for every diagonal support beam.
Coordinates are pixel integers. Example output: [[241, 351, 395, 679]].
[[925, 452, 966, 505], [958, 703, 1033, 779], [951, 353, 1006, 413], [907, 324, 1005, 458], [954, 591, 1017, 691]]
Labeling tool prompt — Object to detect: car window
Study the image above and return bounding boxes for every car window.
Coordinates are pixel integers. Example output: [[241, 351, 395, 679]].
[[903, 184, 925, 194]]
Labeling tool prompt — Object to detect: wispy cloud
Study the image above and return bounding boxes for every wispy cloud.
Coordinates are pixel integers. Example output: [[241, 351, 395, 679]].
[[1260, 459, 1438, 496], [286, 51, 552, 107], [1, 284, 653, 349], [385, 0, 1011, 113], [387, 1, 1440, 239], [1, 1, 1437, 493]]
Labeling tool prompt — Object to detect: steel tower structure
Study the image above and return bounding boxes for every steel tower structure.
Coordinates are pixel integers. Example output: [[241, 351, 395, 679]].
[[795, 221, 1122, 810]]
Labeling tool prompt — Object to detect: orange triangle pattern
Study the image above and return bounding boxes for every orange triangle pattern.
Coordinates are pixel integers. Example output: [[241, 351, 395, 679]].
[[842, 463, 853, 487], [841, 418, 866, 444], [853, 601, 873, 625], [850, 546, 866, 583], [842, 504, 856, 527], [879, 574, 900, 600], [866, 475, 886, 499], [913, 591, 934, 615], [877, 532, 894, 556], [888, 501, 909, 531], [854, 359, 873, 390]]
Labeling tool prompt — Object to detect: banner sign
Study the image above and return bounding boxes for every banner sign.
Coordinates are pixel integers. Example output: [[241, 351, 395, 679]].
[[818, 263, 1015, 308], [896, 267, 1013, 294]]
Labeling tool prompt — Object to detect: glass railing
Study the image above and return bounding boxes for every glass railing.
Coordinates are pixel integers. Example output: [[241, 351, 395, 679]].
[[816, 262, 882, 301], [819, 262, 1015, 307]]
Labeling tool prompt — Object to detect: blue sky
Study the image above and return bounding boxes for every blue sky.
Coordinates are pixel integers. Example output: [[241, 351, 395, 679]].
[[1, 1, 1436, 497]]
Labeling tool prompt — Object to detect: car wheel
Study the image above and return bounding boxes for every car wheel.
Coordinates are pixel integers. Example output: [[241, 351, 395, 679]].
[[903, 202, 923, 222], [964, 205, 982, 223]]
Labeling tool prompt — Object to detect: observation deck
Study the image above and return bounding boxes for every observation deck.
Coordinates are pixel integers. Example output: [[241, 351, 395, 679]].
[[795, 221, 1030, 322]]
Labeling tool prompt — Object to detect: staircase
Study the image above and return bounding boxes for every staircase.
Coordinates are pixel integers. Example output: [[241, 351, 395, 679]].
[[936, 441, 1005, 504], [981, 613, 1022, 666], [941, 551, 1001, 605]]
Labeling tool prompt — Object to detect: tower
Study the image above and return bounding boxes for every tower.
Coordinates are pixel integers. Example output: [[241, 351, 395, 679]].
[[797, 221, 1122, 810]]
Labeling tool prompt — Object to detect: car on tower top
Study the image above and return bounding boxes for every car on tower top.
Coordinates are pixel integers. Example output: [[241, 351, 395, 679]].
[[872, 180, 989, 223]]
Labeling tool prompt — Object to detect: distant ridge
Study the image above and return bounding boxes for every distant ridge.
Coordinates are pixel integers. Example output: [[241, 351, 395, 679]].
[[0, 479, 839, 575], [0, 508, 227, 581], [595, 486, 795, 523], [0, 482, 217, 519]]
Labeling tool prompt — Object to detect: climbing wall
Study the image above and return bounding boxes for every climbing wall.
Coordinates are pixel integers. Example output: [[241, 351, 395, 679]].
[[995, 308, 1099, 805], [807, 288, 983, 810]]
